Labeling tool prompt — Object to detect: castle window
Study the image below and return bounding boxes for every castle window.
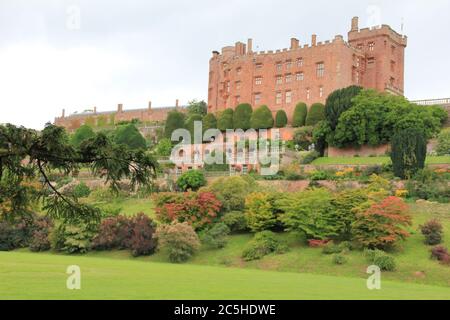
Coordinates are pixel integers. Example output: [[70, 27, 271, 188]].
[[306, 88, 310, 100], [367, 57, 375, 65], [254, 93, 262, 105], [276, 92, 282, 105], [276, 75, 283, 85], [276, 62, 282, 72], [316, 62, 325, 78], [296, 72, 304, 81], [285, 91, 292, 104], [236, 67, 242, 75], [255, 77, 263, 85], [319, 86, 324, 98], [255, 63, 263, 69], [357, 43, 363, 50], [235, 96, 241, 105], [235, 81, 241, 90], [390, 77, 395, 86], [297, 58, 303, 67], [390, 60, 396, 72], [286, 60, 292, 70], [368, 42, 375, 51], [285, 74, 292, 83]]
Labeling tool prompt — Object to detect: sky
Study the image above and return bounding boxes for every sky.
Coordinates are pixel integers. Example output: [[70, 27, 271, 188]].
[[0, 0, 449, 129]]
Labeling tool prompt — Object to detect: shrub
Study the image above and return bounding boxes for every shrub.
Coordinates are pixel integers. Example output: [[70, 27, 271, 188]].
[[292, 102, 307, 127], [300, 150, 320, 165], [364, 249, 396, 271], [390, 127, 427, 179], [202, 113, 218, 133], [406, 169, 450, 203], [50, 222, 96, 254], [430, 245, 450, 264], [233, 103, 253, 130], [242, 231, 288, 261], [164, 110, 186, 139], [0, 214, 48, 251], [294, 126, 314, 150], [155, 222, 200, 263], [322, 242, 343, 255], [436, 128, 450, 156], [275, 110, 288, 128], [154, 138, 173, 157], [305, 103, 325, 126], [114, 123, 147, 150], [155, 192, 222, 231], [353, 196, 412, 250], [201, 176, 257, 212], [176, 170, 206, 191], [332, 254, 347, 265], [217, 109, 234, 131], [420, 220, 443, 246], [309, 170, 330, 181], [72, 182, 91, 198], [200, 223, 230, 249], [128, 213, 157, 257], [221, 211, 248, 233], [29, 216, 53, 252], [92, 215, 133, 250], [0, 221, 20, 251], [250, 105, 274, 129], [325, 86, 362, 130], [70, 124, 95, 147], [245, 193, 277, 232]]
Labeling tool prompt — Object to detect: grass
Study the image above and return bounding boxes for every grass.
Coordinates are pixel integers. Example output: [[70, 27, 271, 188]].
[[1, 251, 450, 300], [312, 156, 450, 165]]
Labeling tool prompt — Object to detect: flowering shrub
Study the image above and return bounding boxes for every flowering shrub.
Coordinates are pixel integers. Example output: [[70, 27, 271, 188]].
[[154, 192, 222, 230], [430, 245, 450, 265], [155, 222, 200, 263], [395, 189, 408, 198]]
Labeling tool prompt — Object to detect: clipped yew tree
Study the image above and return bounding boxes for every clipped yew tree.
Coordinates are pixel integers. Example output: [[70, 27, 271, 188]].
[[202, 113, 217, 132], [233, 103, 253, 130], [70, 124, 95, 147], [217, 109, 234, 131], [391, 127, 427, 179], [292, 102, 308, 127], [250, 105, 274, 129], [164, 110, 185, 139], [275, 110, 288, 128], [325, 86, 362, 130], [305, 103, 326, 126]]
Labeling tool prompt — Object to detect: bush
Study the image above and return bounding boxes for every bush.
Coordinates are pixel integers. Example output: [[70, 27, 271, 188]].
[[155, 192, 222, 231], [305, 103, 325, 126], [221, 211, 248, 233], [155, 222, 200, 263], [325, 86, 362, 130], [322, 242, 343, 255], [242, 231, 288, 261], [29, 216, 53, 252], [164, 110, 186, 139], [128, 213, 157, 257], [420, 220, 443, 246], [114, 123, 147, 150], [50, 222, 96, 254], [292, 102, 307, 127], [406, 169, 449, 203], [300, 150, 320, 165], [176, 170, 206, 191], [202, 113, 218, 133], [430, 245, 450, 264], [436, 128, 450, 156], [73, 182, 91, 198], [364, 249, 396, 271], [391, 128, 427, 179], [233, 103, 253, 130], [70, 124, 95, 147], [275, 110, 288, 128], [0, 221, 21, 251], [217, 109, 234, 131], [92, 215, 133, 250], [332, 254, 347, 265], [200, 223, 230, 249], [250, 105, 274, 129], [245, 193, 277, 232], [293, 126, 314, 150], [309, 170, 330, 181]]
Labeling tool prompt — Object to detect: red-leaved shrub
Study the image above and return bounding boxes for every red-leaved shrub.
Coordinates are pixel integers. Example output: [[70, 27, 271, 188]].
[[431, 245, 450, 265]]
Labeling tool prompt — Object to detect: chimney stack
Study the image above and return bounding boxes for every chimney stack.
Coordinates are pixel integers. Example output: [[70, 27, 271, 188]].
[[118, 103, 123, 113], [311, 34, 317, 46], [93, 106, 97, 114], [351, 16, 359, 31], [290, 38, 299, 49], [148, 101, 152, 110], [175, 99, 179, 108], [247, 38, 253, 54], [62, 109, 65, 118]]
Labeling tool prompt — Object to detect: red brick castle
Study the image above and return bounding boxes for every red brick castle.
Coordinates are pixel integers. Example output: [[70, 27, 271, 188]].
[[207, 17, 407, 122]]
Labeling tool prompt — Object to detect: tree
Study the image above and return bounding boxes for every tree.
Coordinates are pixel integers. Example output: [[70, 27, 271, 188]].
[[187, 99, 207, 117], [305, 103, 325, 126], [293, 102, 308, 127], [176, 170, 206, 191], [353, 196, 412, 250], [154, 138, 172, 157], [70, 125, 95, 147], [164, 110, 185, 139], [250, 105, 274, 129], [275, 110, 288, 128], [155, 222, 200, 263], [0, 123, 157, 224], [245, 193, 277, 232], [391, 127, 427, 179], [217, 109, 234, 131], [436, 128, 450, 156], [185, 114, 203, 143], [325, 86, 362, 130], [114, 123, 147, 150], [233, 103, 253, 130], [202, 113, 217, 133]]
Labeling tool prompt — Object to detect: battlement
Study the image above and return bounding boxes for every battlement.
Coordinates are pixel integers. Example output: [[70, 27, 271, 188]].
[[348, 18, 407, 46]]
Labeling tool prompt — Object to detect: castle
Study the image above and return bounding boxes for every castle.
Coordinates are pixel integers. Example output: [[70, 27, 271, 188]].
[[207, 17, 407, 122]]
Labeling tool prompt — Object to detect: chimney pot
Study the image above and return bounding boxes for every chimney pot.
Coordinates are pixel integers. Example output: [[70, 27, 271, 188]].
[[290, 38, 299, 49], [148, 101, 152, 110], [311, 34, 317, 46], [62, 109, 65, 118], [351, 16, 359, 31], [93, 106, 97, 114], [247, 38, 253, 54], [118, 103, 123, 113], [175, 99, 179, 108]]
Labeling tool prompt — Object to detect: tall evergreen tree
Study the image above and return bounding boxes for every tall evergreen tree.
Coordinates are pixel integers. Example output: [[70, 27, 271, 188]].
[[217, 109, 234, 131], [275, 110, 288, 128], [325, 86, 362, 130], [233, 103, 253, 130], [164, 110, 186, 139], [250, 105, 274, 129], [293, 102, 308, 127]]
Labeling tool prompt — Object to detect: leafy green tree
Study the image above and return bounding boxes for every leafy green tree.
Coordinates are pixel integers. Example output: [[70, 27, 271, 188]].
[[185, 114, 203, 143], [187, 99, 207, 116], [154, 138, 173, 157], [292, 102, 308, 127], [250, 105, 274, 129], [70, 125, 95, 147], [114, 123, 147, 150], [391, 127, 427, 179], [436, 128, 450, 156], [176, 170, 206, 191], [275, 110, 288, 128], [305, 103, 325, 126], [202, 113, 217, 133], [164, 110, 186, 139], [0, 123, 157, 224], [217, 109, 234, 131], [245, 193, 277, 232], [233, 103, 253, 130], [325, 86, 362, 130]]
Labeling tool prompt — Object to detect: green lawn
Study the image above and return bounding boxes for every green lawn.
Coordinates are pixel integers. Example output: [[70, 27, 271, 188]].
[[1, 251, 450, 300], [312, 156, 450, 165]]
